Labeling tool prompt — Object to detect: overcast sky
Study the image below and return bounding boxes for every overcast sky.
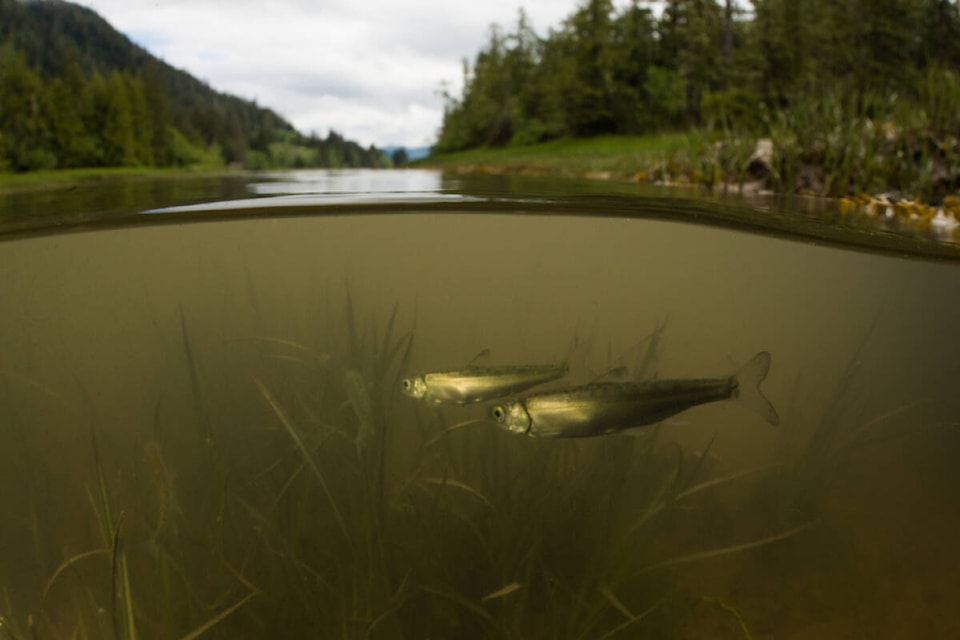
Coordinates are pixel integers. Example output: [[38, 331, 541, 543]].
[[72, 1, 592, 149]]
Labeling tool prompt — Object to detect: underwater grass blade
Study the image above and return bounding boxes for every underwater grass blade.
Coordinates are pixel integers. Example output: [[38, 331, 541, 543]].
[[480, 582, 521, 602], [703, 597, 755, 640], [260, 353, 328, 373], [225, 335, 329, 359], [221, 561, 263, 598], [593, 597, 665, 640], [634, 317, 667, 381], [379, 301, 400, 365], [109, 512, 132, 640], [226, 336, 330, 373], [851, 398, 933, 444], [804, 313, 879, 460], [41, 549, 110, 602], [179, 305, 214, 443], [683, 432, 717, 490], [636, 521, 816, 574], [270, 460, 307, 511], [622, 446, 683, 539], [423, 419, 490, 448], [178, 591, 256, 640], [855, 420, 958, 448], [253, 378, 349, 541], [242, 261, 263, 329], [419, 477, 493, 510], [599, 586, 633, 620], [367, 585, 410, 639], [119, 553, 136, 640], [344, 280, 362, 365], [419, 586, 499, 632], [674, 463, 780, 502], [87, 423, 114, 548], [382, 332, 414, 386], [0, 596, 23, 640], [0, 616, 24, 640], [0, 370, 80, 415]]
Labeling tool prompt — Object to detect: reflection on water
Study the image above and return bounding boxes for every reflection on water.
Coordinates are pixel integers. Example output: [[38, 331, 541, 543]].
[[0, 186, 959, 637], [3, 169, 960, 262], [250, 168, 444, 196], [0, 173, 255, 233]]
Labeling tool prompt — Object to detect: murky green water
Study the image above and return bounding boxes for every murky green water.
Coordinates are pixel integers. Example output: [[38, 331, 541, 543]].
[[1, 170, 958, 638]]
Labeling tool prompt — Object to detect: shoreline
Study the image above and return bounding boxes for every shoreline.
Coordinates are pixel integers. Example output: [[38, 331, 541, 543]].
[[415, 134, 960, 238], [0, 167, 254, 195]]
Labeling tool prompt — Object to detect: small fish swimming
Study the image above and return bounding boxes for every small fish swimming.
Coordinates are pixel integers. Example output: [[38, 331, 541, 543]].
[[492, 351, 779, 437], [401, 362, 569, 405]]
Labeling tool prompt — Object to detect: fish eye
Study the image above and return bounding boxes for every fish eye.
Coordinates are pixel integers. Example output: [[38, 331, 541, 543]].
[[492, 406, 506, 422], [401, 379, 411, 390]]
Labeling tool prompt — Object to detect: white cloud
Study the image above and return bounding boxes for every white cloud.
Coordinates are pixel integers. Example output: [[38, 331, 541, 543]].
[[75, 0, 577, 147]]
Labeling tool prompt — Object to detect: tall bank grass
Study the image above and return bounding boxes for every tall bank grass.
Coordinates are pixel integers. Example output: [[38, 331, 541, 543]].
[[424, 68, 960, 204]]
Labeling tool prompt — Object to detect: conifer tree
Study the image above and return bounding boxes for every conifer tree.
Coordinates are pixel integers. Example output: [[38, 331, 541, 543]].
[[0, 45, 52, 170], [101, 71, 136, 166]]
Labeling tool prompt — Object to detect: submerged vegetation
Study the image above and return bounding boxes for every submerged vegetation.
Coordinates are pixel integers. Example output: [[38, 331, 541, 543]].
[[0, 290, 833, 638], [433, 0, 960, 204]]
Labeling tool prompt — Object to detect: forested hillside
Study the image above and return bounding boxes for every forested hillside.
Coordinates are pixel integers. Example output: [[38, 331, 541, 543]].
[[0, 0, 388, 172], [437, 0, 960, 151]]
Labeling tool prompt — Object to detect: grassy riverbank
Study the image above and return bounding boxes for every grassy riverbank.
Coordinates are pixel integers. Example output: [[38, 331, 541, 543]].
[[0, 166, 252, 194], [420, 119, 960, 206], [419, 122, 960, 237], [415, 133, 694, 179]]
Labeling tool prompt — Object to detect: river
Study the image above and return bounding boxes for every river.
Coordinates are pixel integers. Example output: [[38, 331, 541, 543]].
[[0, 169, 957, 638]]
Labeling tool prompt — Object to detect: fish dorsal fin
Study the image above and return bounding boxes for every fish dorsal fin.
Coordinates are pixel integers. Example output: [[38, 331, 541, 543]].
[[589, 365, 630, 384], [465, 348, 491, 368]]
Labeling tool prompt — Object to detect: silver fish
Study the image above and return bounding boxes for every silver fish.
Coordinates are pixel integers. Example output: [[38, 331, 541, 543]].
[[492, 351, 779, 437], [401, 362, 569, 405]]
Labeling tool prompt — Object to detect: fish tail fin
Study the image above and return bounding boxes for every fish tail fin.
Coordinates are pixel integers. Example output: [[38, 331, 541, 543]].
[[733, 351, 780, 426]]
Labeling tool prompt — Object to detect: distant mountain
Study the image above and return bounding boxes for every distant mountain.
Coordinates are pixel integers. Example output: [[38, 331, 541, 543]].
[[403, 147, 431, 161], [382, 146, 431, 163], [0, 0, 387, 171]]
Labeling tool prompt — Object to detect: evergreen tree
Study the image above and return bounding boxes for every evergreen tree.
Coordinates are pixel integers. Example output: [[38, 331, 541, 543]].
[[671, 0, 724, 124], [142, 62, 173, 166], [101, 71, 136, 166], [391, 148, 409, 166], [0, 45, 53, 170], [43, 76, 89, 167], [563, 0, 618, 135], [222, 111, 248, 165], [126, 73, 154, 166], [609, 1, 656, 131], [918, 0, 960, 68]]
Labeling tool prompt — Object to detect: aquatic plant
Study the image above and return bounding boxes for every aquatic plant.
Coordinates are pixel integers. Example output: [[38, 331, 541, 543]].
[[766, 317, 957, 522], [0, 294, 816, 639]]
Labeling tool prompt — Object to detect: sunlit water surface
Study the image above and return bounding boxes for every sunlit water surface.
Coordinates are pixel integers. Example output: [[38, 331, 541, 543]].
[[1, 169, 958, 638]]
